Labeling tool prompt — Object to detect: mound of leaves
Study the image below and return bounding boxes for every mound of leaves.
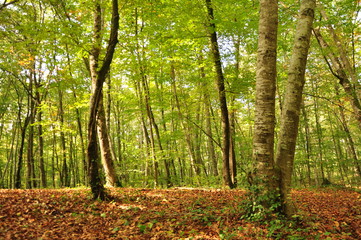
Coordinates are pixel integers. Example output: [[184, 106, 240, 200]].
[[0, 187, 360, 239]]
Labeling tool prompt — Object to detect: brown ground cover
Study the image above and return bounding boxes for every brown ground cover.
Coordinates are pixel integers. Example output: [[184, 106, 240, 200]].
[[0, 187, 360, 239]]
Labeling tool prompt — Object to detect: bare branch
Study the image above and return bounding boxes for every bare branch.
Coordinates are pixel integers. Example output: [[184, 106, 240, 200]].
[[0, 0, 20, 11]]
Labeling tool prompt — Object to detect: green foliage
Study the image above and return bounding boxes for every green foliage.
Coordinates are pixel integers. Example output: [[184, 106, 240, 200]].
[[242, 183, 282, 222], [0, 0, 360, 190]]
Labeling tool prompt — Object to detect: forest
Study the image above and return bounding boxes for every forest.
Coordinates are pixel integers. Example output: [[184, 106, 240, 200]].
[[0, 0, 361, 238]]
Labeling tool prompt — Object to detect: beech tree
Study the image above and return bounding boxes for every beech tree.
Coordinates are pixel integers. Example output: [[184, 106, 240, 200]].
[[252, 0, 279, 203], [252, 0, 316, 217], [205, 0, 235, 189], [275, 0, 316, 216], [87, 0, 119, 200]]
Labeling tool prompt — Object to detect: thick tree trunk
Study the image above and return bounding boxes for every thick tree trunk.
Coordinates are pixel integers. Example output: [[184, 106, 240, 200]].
[[205, 0, 233, 188], [275, 0, 315, 216], [253, 0, 279, 195]]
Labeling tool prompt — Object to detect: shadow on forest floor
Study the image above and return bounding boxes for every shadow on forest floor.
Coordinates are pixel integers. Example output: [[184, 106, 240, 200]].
[[0, 187, 360, 239]]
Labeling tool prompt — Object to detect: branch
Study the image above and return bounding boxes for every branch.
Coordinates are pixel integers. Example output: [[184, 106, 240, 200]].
[[312, 28, 342, 81], [98, 0, 119, 80], [0, 0, 19, 11], [183, 115, 222, 149], [303, 92, 355, 115]]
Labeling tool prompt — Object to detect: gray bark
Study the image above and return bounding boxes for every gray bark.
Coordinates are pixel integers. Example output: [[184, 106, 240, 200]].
[[253, 0, 278, 192], [275, 0, 316, 216]]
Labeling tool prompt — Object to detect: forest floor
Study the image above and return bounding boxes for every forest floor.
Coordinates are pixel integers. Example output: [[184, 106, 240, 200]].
[[0, 187, 360, 240]]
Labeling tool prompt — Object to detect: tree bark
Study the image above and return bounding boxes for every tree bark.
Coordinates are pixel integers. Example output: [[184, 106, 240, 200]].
[[170, 65, 201, 178], [205, 0, 233, 188], [301, 102, 312, 185], [97, 94, 120, 187], [58, 88, 70, 187], [26, 70, 37, 189], [275, 0, 315, 216], [313, 28, 361, 129], [335, 88, 361, 178], [198, 55, 219, 177], [37, 104, 46, 188], [311, 81, 326, 184], [253, 0, 279, 194], [87, 0, 119, 200], [15, 106, 30, 189]]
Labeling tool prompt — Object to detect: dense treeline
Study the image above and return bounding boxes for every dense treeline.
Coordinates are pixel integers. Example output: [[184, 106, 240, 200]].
[[0, 0, 360, 191]]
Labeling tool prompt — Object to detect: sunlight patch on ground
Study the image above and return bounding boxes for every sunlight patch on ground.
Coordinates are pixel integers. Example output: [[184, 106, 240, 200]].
[[118, 204, 145, 210]]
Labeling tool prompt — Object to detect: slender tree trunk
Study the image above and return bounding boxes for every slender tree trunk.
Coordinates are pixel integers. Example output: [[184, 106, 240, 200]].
[[26, 74, 37, 189], [73, 91, 88, 185], [27, 113, 36, 189], [87, 0, 119, 200], [7, 120, 17, 188], [15, 107, 30, 189], [205, 0, 233, 188], [313, 28, 361, 129], [170, 66, 201, 177], [134, 72, 159, 187], [37, 106, 46, 188], [199, 54, 219, 177], [51, 131, 56, 188], [58, 89, 69, 187], [320, 9, 359, 90], [97, 94, 120, 187], [229, 35, 242, 187], [335, 88, 361, 178], [34, 75, 46, 188], [312, 81, 326, 184], [229, 107, 237, 187], [84, 37, 119, 188], [327, 108, 345, 184], [194, 105, 207, 177], [301, 102, 312, 185], [205, 98, 218, 177], [141, 76, 172, 187], [67, 47, 88, 185], [114, 104, 123, 172], [275, 0, 315, 216]]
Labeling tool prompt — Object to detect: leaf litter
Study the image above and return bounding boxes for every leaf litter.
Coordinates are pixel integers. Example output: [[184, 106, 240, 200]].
[[0, 188, 360, 239]]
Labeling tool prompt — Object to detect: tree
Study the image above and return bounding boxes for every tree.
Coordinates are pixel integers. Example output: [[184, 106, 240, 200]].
[[252, 0, 279, 206], [87, 0, 119, 200], [275, 0, 316, 216], [0, 0, 19, 11], [205, 0, 234, 188], [252, 0, 315, 217]]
